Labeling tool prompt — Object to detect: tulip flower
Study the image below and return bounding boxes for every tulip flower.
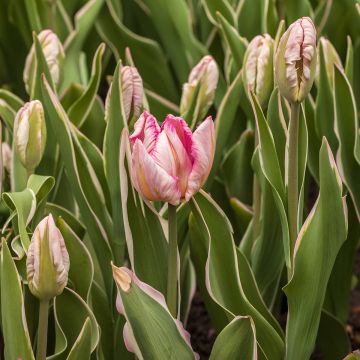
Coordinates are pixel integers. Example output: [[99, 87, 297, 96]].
[[243, 34, 274, 108], [275, 17, 317, 103], [1, 142, 12, 173], [13, 100, 47, 173], [121, 65, 144, 124], [129, 111, 215, 316], [129, 111, 215, 206], [24, 29, 65, 93], [180, 56, 218, 124]]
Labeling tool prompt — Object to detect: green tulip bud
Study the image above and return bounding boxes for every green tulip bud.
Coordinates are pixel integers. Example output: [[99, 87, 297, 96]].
[[27, 214, 70, 300], [243, 34, 274, 108], [14, 100, 47, 172], [315, 37, 343, 87], [275, 17, 317, 103], [24, 29, 65, 93], [180, 56, 219, 119]]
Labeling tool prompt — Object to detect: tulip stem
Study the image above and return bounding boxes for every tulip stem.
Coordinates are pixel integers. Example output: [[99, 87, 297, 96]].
[[166, 204, 178, 318], [288, 102, 300, 261], [36, 299, 49, 360]]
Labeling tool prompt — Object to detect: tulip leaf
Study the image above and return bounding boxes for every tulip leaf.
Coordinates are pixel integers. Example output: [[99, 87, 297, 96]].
[[209, 316, 257, 360], [189, 190, 284, 359], [66, 317, 92, 360], [57, 217, 94, 302], [53, 287, 100, 359], [103, 62, 126, 264], [0, 98, 16, 131], [284, 138, 347, 360], [114, 267, 197, 359], [0, 88, 23, 111], [96, 2, 178, 102], [68, 43, 105, 128], [41, 76, 113, 297], [119, 130, 168, 295], [333, 66, 360, 219], [249, 91, 290, 268], [1, 240, 34, 360], [201, 0, 236, 27], [345, 36, 353, 85]]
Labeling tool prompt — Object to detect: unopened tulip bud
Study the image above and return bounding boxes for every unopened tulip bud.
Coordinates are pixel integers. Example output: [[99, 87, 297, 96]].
[[27, 214, 69, 300], [121, 66, 144, 124], [315, 37, 342, 86], [24, 30, 65, 92], [14, 100, 46, 171], [1, 142, 12, 173], [275, 17, 317, 103], [243, 34, 274, 108], [180, 56, 219, 119]]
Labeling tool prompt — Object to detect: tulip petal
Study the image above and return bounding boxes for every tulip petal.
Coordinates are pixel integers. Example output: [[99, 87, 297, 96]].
[[185, 117, 215, 201], [129, 112, 160, 153], [131, 139, 181, 205]]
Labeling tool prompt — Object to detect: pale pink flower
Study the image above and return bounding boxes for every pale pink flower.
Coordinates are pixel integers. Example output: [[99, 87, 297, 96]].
[[129, 112, 215, 205]]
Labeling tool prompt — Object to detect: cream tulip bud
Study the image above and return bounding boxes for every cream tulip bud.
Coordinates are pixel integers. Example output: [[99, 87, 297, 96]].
[[275, 17, 317, 103], [24, 30, 65, 93], [243, 34, 274, 108], [315, 37, 343, 86], [27, 214, 70, 300], [1, 142, 12, 173], [180, 56, 219, 119], [14, 100, 47, 171], [121, 65, 144, 124]]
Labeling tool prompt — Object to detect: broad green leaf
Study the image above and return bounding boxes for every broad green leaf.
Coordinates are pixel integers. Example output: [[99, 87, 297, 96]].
[[333, 66, 360, 219], [230, 198, 252, 236], [114, 266, 197, 359], [236, 0, 265, 39], [103, 63, 126, 264], [0, 88, 24, 110], [210, 316, 257, 360], [119, 130, 168, 295], [96, 3, 178, 102], [201, 0, 236, 27], [1, 240, 34, 360], [189, 191, 284, 359], [53, 288, 100, 359], [68, 43, 105, 127], [345, 36, 353, 85], [284, 0, 312, 23], [0, 98, 17, 131], [284, 138, 347, 360], [41, 77, 113, 297], [62, 0, 105, 88], [66, 317, 92, 360], [216, 12, 247, 69], [221, 129, 254, 205]]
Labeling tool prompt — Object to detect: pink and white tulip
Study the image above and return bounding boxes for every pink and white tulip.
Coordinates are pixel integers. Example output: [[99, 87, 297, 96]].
[[275, 17, 317, 103], [129, 112, 215, 205]]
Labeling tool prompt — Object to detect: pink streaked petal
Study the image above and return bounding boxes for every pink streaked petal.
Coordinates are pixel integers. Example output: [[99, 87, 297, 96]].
[[151, 131, 177, 176], [162, 114, 193, 157], [129, 111, 160, 153], [185, 117, 215, 201], [123, 322, 143, 358], [132, 139, 181, 205]]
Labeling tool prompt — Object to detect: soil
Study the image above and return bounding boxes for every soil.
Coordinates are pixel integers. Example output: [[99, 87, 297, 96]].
[[187, 249, 360, 359]]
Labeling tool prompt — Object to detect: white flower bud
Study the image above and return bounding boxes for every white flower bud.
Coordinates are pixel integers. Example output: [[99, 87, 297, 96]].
[[1, 142, 12, 173], [121, 66, 144, 123], [243, 34, 274, 108], [24, 30, 65, 93], [14, 100, 46, 171], [180, 56, 219, 119], [275, 17, 317, 103], [27, 214, 70, 300]]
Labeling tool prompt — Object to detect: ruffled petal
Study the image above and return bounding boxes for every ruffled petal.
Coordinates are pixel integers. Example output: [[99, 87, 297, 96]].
[[185, 117, 215, 200], [131, 139, 181, 205], [129, 111, 160, 153]]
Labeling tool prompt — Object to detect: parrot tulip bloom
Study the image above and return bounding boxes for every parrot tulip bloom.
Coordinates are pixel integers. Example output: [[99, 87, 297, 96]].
[[275, 17, 317, 103], [130, 112, 215, 205]]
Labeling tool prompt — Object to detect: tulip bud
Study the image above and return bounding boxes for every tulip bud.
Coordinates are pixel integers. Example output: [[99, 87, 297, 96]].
[[13, 100, 46, 171], [243, 34, 274, 108], [121, 65, 144, 124], [24, 30, 65, 93], [275, 17, 317, 103], [27, 214, 69, 300], [315, 37, 342, 86], [180, 56, 219, 119]]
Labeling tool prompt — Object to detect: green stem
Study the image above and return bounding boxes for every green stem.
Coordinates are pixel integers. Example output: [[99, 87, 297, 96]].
[[288, 102, 300, 260], [36, 299, 49, 360], [166, 204, 178, 317]]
